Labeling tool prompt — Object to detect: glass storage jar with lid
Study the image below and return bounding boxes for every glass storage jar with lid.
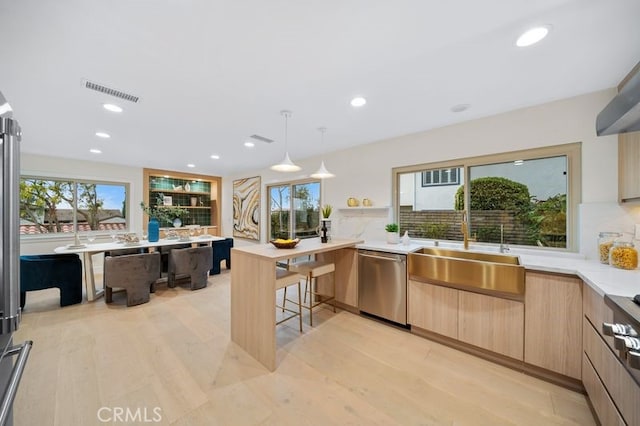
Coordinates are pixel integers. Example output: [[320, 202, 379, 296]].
[[609, 241, 638, 270], [598, 232, 623, 264]]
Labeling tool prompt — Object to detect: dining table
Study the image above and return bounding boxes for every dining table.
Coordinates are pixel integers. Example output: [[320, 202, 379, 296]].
[[54, 235, 226, 301]]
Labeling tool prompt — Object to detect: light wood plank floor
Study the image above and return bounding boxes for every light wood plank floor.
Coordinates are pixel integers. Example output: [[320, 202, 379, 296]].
[[13, 271, 596, 425]]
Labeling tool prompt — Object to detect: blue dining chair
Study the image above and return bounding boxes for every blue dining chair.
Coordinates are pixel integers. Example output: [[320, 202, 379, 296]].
[[20, 253, 83, 309], [211, 238, 233, 275]]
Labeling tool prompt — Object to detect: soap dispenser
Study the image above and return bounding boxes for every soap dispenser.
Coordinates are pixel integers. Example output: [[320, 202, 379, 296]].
[[401, 230, 411, 246]]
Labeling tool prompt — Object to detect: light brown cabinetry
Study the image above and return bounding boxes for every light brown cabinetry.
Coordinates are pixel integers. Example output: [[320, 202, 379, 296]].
[[524, 272, 582, 379], [618, 131, 640, 202], [143, 168, 221, 234], [582, 285, 640, 425], [408, 280, 458, 339], [408, 280, 523, 359], [582, 355, 625, 426], [319, 248, 358, 309], [458, 291, 524, 360]]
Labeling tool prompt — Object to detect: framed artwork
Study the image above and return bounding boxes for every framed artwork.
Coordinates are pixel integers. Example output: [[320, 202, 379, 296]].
[[233, 176, 261, 240], [163, 195, 173, 206]]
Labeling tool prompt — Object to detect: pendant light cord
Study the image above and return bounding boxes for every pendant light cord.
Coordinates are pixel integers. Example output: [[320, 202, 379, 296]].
[[319, 126, 326, 159], [281, 110, 291, 153]]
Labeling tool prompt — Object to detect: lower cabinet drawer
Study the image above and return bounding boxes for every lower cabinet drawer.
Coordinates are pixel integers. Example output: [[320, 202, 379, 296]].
[[583, 318, 640, 425], [582, 354, 625, 426], [458, 291, 524, 360]]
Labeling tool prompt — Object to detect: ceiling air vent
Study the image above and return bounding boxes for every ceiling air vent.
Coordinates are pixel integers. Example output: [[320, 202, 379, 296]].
[[249, 134, 274, 144], [83, 79, 140, 103]]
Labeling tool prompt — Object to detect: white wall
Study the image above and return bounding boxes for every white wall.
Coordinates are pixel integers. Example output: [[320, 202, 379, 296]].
[[224, 89, 638, 255], [19, 88, 640, 259]]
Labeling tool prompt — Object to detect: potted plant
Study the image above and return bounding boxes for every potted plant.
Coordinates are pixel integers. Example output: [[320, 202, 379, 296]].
[[321, 204, 333, 220], [140, 194, 190, 227], [385, 223, 399, 244]]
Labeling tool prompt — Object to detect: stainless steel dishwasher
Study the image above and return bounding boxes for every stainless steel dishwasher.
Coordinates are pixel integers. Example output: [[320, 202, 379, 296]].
[[358, 249, 407, 325]]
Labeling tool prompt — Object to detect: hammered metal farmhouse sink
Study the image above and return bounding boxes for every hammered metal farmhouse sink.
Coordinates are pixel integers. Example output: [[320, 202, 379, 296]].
[[408, 247, 525, 298]]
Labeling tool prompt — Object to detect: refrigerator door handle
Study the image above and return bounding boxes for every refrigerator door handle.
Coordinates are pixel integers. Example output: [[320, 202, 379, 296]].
[[0, 116, 22, 334], [0, 340, 33, 426]]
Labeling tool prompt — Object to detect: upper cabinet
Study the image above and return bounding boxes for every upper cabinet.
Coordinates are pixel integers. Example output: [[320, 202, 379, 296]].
[[618, 131, 640, 203], [143, 168, 222, 234]]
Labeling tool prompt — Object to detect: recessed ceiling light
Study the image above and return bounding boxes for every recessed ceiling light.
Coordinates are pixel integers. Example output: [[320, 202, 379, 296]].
[[244, 141, 255, 148], [210, 154, 220, 159], [89, 148, 102, 154], [516, 26, 550, 47], [187, 164, 195, 168], [350, 97, 367, 107], [95, 131, 110, 138], [451, 104, 471, 113], [514, 160, 524, 166], [103, 103, 123, 113]]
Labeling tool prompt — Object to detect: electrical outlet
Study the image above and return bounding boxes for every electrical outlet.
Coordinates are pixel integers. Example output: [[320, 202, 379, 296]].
[[635, 224, 640, 240]]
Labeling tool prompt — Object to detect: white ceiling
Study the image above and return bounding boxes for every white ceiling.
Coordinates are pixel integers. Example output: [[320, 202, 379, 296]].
[[1, 0, 639, 177]]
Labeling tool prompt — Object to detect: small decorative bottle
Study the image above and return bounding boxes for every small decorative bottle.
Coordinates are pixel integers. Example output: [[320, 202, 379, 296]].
[[148, 217, 160, 242], [320, 220, 328, 243]]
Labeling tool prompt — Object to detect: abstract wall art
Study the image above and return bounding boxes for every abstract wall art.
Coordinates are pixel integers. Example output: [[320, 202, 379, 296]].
[[233, 176, 261, 240]]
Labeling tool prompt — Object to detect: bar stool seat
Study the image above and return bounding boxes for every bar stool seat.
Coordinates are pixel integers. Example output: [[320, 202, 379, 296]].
[[275, 268, 303, 332], [288, 260, 336, 326]]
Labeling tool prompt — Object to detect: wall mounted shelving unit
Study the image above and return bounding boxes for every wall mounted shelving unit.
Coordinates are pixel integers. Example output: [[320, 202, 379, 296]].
[[143, 168, 222, 235]]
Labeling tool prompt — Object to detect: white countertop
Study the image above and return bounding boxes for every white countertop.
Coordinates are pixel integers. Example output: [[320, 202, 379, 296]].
[[357, 240, 640, 298], [54, 235, 225, 254], [232, 238, 364, 261]]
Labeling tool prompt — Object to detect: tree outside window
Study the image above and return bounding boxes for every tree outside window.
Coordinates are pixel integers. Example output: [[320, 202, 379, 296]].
[[20, 177, 128, 235]]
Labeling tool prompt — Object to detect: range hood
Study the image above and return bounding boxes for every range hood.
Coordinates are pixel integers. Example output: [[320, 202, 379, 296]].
[[596, 62, 640, 136]]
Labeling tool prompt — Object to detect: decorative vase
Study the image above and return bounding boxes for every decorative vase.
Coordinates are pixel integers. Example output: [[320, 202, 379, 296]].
[[148, 217, 160, 242], [320, 220, 328, 243], [184, 182, 190, 192], [190, 196, 198, 206], [173, 218, 182, 228], [386, 231, 399, 244]]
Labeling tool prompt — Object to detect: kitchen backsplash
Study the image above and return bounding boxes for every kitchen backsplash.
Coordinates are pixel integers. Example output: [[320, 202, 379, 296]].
[[579, 202, 640, 260]]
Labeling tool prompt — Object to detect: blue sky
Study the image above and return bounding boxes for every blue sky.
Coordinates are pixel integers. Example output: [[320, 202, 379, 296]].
[[97, 184, 126, 209]]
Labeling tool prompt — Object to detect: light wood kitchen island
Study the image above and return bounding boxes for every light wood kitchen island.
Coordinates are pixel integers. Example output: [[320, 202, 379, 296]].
[[230, 237, 363, 371]]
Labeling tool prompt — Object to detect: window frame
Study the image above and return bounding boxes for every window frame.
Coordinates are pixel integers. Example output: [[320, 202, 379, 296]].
[[421, 167, 460, 187], [266, 177, 323, 240], [392, 143, 582, 252], [19, 174, 130, 240]]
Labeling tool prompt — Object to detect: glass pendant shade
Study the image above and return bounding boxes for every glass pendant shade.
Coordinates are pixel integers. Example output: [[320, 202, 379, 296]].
[[310, 160, 334, 179], [271, 110, 301, 172]]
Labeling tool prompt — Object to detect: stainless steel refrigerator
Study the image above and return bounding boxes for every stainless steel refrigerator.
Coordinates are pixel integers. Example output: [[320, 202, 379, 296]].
[[0, 90, 32, 426]]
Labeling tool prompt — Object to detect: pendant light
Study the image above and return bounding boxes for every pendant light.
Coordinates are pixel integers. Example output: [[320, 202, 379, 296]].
[[271, 110, 301, 172], [310, 127, 335, 179]]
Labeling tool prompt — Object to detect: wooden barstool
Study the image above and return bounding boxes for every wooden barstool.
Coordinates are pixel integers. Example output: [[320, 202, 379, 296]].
[[288, 260, 336, 326], [275, 268, 304, 332]]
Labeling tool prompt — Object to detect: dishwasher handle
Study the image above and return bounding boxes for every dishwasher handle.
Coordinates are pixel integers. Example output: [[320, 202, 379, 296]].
[[358, 251, 406, 263]]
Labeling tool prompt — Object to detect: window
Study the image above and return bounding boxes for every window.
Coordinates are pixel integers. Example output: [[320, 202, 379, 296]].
[[20, 177, 128, 235], [268, 180, 321, 240], [393, 143, 581, 251], [421, 167, 460, 187]]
